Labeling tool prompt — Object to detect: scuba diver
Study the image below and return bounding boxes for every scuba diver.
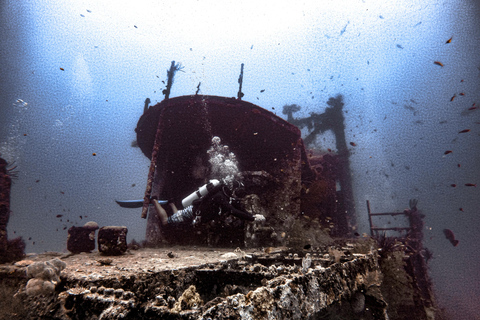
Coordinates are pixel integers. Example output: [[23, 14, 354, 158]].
[[151, 179, 265, 227]]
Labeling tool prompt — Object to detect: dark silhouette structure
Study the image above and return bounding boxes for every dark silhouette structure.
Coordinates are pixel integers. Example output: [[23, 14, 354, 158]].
[[367, 199, 435, 318], [162, 61, 183, 100], [283, 95, 355, 235], [0, 157, 25, 263]]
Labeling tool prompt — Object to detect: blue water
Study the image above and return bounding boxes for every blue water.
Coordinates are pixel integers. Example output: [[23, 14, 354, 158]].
[[1, 1, 479, 318]]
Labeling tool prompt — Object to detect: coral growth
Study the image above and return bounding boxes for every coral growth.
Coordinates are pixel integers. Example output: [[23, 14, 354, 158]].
[[25, 258, 66, 296], [172, 285, 203, 312], [0, 156, 25, 264], [1, 237, 25, 263], [376, 233, 400, 259]]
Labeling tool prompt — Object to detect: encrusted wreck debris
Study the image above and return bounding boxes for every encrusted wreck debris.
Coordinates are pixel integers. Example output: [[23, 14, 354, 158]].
[[98, 226, 128, 256], [67, 222, 99, 254], [0, 242, 394, 319]]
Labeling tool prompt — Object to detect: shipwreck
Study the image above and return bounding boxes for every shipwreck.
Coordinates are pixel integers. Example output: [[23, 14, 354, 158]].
[[0, 63, 442, 319]]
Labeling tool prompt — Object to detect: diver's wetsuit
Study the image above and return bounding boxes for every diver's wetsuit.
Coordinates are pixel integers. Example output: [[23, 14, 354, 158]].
[[167, 184, 254, 226]]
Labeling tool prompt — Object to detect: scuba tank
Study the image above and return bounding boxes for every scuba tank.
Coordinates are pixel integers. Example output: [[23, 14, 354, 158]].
[[182, 179, 221, 208]]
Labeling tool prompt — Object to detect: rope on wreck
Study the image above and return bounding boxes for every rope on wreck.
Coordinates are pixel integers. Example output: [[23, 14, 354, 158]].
[[142, 61, 182, 219], [141, 106, 167, 219]]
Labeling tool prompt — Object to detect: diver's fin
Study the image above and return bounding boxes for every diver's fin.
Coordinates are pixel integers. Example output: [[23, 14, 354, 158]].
[[115, 199, 168, 208]]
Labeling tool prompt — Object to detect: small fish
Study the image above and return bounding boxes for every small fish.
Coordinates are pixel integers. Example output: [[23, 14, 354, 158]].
[[60, 67, 65, 71], [450, 184, 456, 187], [443, 229, 459, 247], [468, 106, 477, 111], [350, 142, 357, 146], [465, 183, 476, 187], [450, 94, 456, 102], [459, 208, 464, 212], [458, 129, 470, 133], [457, 163, 461, 168], [92, 152, 97, 156], [56, 214, 63, 218], [434, 61, 444, 67], [444, 150, 453, 155], [260, 89, 265, 93], [60, 191, 65, 194], [459, 92, 465, 96], [445, 37, 452, 44]]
